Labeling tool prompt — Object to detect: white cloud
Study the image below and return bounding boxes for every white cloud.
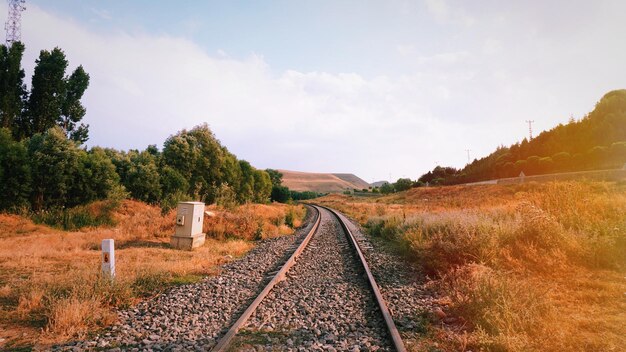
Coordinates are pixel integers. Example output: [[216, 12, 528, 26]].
[[11, 1, 626, 182], [90, 8, 112, 21], [424, 0, 475, 26], [18, 4, 471, 182]]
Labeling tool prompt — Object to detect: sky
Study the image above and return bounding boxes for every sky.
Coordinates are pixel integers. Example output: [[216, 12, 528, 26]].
[[6, 0, 626, 182]]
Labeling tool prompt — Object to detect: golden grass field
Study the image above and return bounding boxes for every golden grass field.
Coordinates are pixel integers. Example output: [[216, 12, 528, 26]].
[[0, 200, 305, 350], [318, 181, 626, 352]]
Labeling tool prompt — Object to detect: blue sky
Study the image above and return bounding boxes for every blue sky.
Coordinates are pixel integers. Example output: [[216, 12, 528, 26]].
[[11, 0, 626, 182]]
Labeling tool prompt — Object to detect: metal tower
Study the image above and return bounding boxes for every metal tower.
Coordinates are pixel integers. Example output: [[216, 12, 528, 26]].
[[525, 120, 535, 140], [5, 0, 26, 45]]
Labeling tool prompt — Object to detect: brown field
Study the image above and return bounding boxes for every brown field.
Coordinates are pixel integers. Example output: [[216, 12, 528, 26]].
[[279, 169, 370, 193], [318, 181, 626, 352], [0, 200, 305, 350]]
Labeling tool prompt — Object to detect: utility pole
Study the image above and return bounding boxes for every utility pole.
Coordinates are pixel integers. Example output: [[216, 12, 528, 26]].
[[5, 0, 26, 45], [525, 120, 534, 140], [464, 149, 471, 164]]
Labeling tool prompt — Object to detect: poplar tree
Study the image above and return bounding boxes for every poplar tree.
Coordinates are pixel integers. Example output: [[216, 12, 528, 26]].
[[0, 42, 27, 138], [28, 47, 90, 143]]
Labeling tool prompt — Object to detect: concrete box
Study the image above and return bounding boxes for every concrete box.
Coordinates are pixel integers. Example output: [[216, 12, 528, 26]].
[[170, 232, 206, 250], [171, 201, 206, 250]]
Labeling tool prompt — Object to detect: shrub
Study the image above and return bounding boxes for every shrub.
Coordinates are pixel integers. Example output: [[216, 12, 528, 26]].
[[440, 264, 554, 351], [31, 200, 118, 230]]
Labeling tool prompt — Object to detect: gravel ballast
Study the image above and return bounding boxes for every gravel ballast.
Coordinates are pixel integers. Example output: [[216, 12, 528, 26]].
[[233, 207, 392, 352], [56, 207, 317, 351], [333, 211, 440, 350], [57, 205, 438, 351]]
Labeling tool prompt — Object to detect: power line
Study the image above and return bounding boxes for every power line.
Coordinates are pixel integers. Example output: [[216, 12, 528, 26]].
[[5, 0, 26, 45], [525, 120, 535, 140], [464, 149, 471, 164]]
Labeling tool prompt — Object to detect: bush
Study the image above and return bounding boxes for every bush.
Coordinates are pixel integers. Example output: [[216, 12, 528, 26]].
[[0, 128, 31, 210], [394, 178, 413, 192], [271, 185, 291, 203], [31, 201, 118, 230]]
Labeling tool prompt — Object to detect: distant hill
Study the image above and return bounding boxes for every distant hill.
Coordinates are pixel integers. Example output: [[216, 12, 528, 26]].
[[370, 181, 389, 188], [279, 170, 370, 193], [332, 173, 371, 189], [419, 89, 626, 185]]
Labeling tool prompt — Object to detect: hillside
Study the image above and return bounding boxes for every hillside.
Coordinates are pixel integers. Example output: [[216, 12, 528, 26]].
[[332, 173, 371, 189], [419, 90, 626, 185], [370, 181, 389, 188], [279, 169, 370, 193]]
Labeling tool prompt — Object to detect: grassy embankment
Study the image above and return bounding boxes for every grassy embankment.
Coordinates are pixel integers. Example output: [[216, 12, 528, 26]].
[[319, 181, 626, 352], [0, 200, 305, 349]]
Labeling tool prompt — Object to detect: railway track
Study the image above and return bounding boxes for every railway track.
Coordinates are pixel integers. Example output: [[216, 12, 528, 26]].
[[213, 204, 406, 351]]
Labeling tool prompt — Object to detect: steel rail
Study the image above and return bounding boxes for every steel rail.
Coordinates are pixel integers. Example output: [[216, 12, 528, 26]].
[[320, 205, 407, 352], [211, 205, 321, 352]]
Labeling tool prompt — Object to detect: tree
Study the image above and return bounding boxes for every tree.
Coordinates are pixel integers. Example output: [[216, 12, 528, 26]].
[[380, 182, 394, 194], [0, 42, 27, 138], [551, 152, 571, 171], [609, 141, 626, 166], [69, 147, 121, 206], [60, 65, 90, 143], [27, 48, 90, 143], [393, 178, 413, 192], [271, 185, 291, 203], [265, 169, 283, 186], [162, 124, 226, 203], [160, 166, 189, 198], [253, 170, 272, 203], [27, 126, 81, 210], [125, 151, 162, 203], [237, 160, 255, 203], [28, 48, 68, 136], [0, 128, 30, 210], [416, 90, 626, 184]]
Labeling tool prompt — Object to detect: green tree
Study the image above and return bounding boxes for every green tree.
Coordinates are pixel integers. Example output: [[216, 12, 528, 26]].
[[271, 185, 291, 203], [393, 178, 413, 192], [28, 126, 81, 210], [27, 48, 90, 143], [28, 48, 67, 135], [69, 147, 121, 206], [162, 124, 227, 202], [551, 152, 571, 171], [60, 65, 90, 143], [265, 169, 283, 186], [514, 159, 528, 175], [609, 141, 626, 166], [380, 182, 394, 194], [160, 166, 189, 197], [237, 160, 255, 203], [125, 150, 162, 203], [0, 128, 30, 210], [537, 157, 554, 174], [0, 42, 27, 138], [253, 170, 272, 203]]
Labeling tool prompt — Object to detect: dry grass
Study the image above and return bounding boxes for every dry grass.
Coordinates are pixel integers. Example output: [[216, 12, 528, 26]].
[[204, 203, 305, 241], [0, 200, 305, 349], [318, 181, 626, 352]]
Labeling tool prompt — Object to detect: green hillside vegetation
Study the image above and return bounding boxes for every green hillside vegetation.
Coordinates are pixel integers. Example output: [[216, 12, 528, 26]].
[[419, 90, 626, 185]]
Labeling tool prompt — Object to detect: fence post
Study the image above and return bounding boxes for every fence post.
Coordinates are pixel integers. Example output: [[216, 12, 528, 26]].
[[101, 239, 115, 280]]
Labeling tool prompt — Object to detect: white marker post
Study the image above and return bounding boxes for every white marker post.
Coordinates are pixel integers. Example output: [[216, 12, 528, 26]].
[[101, 239, 115, 280]]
